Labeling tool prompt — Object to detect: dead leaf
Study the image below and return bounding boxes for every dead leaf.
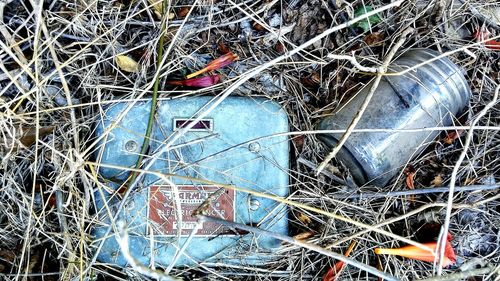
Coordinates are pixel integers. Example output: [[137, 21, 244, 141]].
[[47, 194, 57, 209], [34, 183, 58, 209], [443, 130, 464, 144], [19, 126, 55, 147], [177, 7, 190, 18], [167, 75, 221, 88], [253, 22, 265, 31], [404, 166, 416, 201], [311, 72, 321, 83], [364, 32, 384, 46], [147, 0, 176, 19], [473, 26, 500, 50], [405, 172, 415, 189], [326, 165, 341, 176], [376, 256, 383, 281], [27, 248, 40, 275], [116, 55, 139, 73], [217, 42, 230, 54], [292, 135, 305, 152], [186, 52, 239, 79], [149, 3, 162, 17], [275, 42, 285, 53], [294, 231, 315, 240], [431, 175, 443, 187], [2, 126, 55, 155], [404, 165, 416, 189], [464, 178, 476, 185], [297, 212, 312, 225], [148, 0, 163, 17], [0, 250, 15, 262], [301, 72, 320, 87]]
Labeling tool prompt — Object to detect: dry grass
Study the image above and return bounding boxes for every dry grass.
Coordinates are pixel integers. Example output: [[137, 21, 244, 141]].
[[0, 0, 499, 280]]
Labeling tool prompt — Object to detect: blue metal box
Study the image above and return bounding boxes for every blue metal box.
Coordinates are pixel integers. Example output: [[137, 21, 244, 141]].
[[93, 96, 289, 267]]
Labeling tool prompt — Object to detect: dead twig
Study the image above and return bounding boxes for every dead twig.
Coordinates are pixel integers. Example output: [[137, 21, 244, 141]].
[[88, 161, 435, 253], [333, 184, 500, 200], [437, 84, 500, 272], [115, 221, 180, 281], [126, 0, 405, 194], [421, 265, 496, 281], [327, 53, 379, 73], [197, 214, 398, 281]]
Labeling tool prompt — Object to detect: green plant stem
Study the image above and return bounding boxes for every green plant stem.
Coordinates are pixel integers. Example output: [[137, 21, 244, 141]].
[[128, 1, 167, 186]]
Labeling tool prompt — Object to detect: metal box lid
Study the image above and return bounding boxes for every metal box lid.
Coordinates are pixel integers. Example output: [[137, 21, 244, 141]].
[[93, 96, 289, 266]]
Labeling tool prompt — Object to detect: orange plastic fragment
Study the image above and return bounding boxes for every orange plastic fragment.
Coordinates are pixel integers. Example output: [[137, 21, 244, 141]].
[[323, 241, 357, 281], [374, 239, 456, 267]]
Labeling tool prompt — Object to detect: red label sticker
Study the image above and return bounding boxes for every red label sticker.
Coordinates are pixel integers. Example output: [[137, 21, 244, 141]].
[[148, 185, 235, 236]]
